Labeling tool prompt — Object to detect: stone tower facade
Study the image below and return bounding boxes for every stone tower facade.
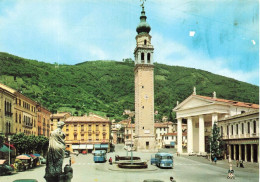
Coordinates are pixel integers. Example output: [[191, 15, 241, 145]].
[[134, 5, 156, 152]]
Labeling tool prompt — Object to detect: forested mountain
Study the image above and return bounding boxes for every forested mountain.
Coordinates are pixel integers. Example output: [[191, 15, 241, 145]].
[[0, 52, 258, 122]]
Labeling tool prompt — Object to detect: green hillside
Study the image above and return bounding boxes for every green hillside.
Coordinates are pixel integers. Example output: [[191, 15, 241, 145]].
[[0, 52, 258, 121]]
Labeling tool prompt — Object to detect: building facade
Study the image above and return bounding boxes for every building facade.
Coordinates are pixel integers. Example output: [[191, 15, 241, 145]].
[[125, 123, 135, 149], [64, 113, 111, 153], [37, 105, 51, 137], [154, 122, 176, 148], [173, 91, 259, 155], [0, 86, 15, 135], [50, 112, 71, 132], [218, 110, 259, 163], [0, 83, 51, 136], [134, 4, 156, 152]]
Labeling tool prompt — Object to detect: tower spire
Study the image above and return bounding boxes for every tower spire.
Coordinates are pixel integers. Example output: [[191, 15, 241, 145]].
[[136, 0, 151, 34]]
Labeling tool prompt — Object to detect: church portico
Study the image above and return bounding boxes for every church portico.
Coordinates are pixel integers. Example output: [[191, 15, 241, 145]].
[[173, 91, 258, 155], [176, 112, 225, 154]]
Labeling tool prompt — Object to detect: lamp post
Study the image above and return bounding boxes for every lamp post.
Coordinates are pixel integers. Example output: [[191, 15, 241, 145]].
[[8, 135, 11, 165], [123, 110, 135, 165]]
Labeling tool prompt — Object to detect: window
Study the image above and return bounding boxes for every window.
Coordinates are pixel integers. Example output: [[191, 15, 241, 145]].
[[253, 120, 256, 133], [144, 40, 147, 45], [236, 124, 238, 135], [147, 53, 151, 63], [81, 125, 84, 131], [74, 125, 77, 131], [231, 125, 233, 135], [241, 123, 244, 134], [221, 126, 223, 136], [74, 135, 77, 140], [81, 134, 84, 141], [103, 134, 106, 139], [141, 53, 144, 62], [248, 122, 250, 134]]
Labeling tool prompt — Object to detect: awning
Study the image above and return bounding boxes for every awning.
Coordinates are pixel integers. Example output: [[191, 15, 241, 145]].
[[94, 144, 101, 149], [0, 145, 12, 152], [0, 160, 6, 164], [33, 154, 41, 157], [4, 143, 15, 150], [79, 144, 87, 149], [16, 155, 30, 160], [100, 144, 108, 148], [72, 145, 80, 149], [87, 144, 93, 149]]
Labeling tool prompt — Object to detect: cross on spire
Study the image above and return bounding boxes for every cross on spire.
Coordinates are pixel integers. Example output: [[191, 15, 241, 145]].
[[140, 0, 146, 8]]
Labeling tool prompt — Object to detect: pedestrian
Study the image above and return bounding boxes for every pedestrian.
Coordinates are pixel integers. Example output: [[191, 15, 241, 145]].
[[170, 176, 176, 182], [69, 157, 71, 166], [109, 157, 112, 165], [239, 160, 244, 168], [214, 156, 217, 164], [236, 160, 239, 167]]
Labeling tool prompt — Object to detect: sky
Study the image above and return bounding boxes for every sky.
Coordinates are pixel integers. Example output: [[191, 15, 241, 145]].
[[0, 0, 259, 85]]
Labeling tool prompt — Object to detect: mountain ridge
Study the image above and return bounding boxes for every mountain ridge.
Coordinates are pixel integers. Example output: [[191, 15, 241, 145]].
[[0, 52, 258, 121]]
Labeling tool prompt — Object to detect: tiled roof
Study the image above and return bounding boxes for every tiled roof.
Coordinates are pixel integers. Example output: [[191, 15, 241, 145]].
[[126, 124, 135, 128], [65, 114, 109, 122], [0, 83, 16, 94], [218, 110, 259, 122], [163, 132, 187, 136], [196, 95, 259, 109], [51, 112, 71, 118], [154, 122, 173, 128]]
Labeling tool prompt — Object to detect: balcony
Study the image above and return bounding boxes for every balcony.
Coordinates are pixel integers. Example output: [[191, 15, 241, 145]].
[[95, 131, 100, 134], [88, 130, 92, 134]]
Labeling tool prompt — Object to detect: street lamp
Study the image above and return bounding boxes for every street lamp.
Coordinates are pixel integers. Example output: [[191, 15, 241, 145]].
[[123, 110, 135, 165], [8, 135, 11, 165]]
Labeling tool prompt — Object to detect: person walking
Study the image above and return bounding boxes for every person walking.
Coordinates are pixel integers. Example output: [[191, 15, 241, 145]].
[[109, 157, 112, 165], [236, 160, 239, 167], [214, 156, 217, 164]]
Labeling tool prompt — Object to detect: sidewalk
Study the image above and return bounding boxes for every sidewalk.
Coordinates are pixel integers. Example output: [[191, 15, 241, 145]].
[[179, 154, 259, 173]]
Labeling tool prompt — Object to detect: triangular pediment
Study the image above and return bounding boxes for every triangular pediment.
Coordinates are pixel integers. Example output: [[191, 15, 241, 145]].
[[174, 95, 214, 110]]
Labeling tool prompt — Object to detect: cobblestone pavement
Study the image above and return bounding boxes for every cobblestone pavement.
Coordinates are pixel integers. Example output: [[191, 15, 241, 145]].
[[0, 145, 259, 182]]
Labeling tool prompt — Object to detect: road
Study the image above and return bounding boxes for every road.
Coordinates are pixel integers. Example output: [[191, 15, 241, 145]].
[[1, 144, 259, 182]]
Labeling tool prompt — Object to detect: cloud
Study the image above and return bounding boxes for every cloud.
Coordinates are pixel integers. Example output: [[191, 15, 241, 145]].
[[153, 33, 259, 85]]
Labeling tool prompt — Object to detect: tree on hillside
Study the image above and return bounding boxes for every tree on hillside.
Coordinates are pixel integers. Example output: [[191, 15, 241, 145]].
[[208, 122, 225, 159]]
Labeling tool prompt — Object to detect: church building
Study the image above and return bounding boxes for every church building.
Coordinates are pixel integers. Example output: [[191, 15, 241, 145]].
[[173, 89, 259, 158]]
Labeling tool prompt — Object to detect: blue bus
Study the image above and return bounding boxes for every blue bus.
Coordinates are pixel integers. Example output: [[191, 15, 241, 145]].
[[151, 153, 173, 168], [93, 150, 107, 163]]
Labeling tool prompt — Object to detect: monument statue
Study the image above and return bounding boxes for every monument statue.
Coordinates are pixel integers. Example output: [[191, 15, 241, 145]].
[[44, 121, 73, 182]]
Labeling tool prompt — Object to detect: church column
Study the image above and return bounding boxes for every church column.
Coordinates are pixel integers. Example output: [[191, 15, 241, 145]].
[[187, 117, 193, 154], [251, 144, 254, 162], [239, 144, 242, 161], [245, 144, 247, 162], [228, 145, 231, 162], [212, 113, 218, 127], [199, 115, 205, 154], [177, 118, 182, 154], [234, 145, 236, 160]]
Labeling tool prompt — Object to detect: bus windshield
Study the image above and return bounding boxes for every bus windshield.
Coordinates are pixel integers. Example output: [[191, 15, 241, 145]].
[[161, 156, 172, 160]]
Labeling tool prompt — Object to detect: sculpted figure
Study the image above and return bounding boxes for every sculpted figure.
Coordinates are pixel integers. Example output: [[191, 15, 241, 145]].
[[44, 121, 66, 182]]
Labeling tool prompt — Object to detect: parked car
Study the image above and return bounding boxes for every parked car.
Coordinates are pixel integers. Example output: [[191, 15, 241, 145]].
[[39, 156, 46, 164], [188, 152, 196, 156], [13, 179, 38, 182], [0, 159, 14, 175]]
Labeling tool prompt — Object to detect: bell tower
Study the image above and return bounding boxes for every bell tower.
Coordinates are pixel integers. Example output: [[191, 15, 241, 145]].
[[134, 3, 156, 152]]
